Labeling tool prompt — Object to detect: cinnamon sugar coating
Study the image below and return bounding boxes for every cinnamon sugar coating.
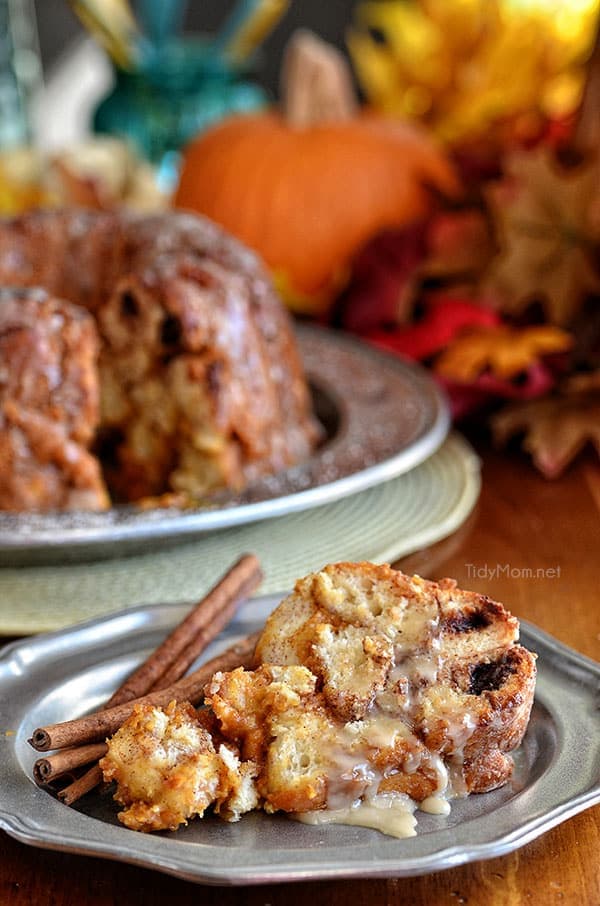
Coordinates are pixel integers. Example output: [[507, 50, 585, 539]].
[[100, 700, 258, 832], [0, 289, 108, 511], [0, 209, 319, 508]]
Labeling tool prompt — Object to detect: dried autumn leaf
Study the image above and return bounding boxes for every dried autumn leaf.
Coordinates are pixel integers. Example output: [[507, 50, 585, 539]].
[[441, 362, 556, 421], [366, 296, 500, 361], [491, 394, 600, 478], [486, 148, 600, 325], [434, 325, 572, 382], [336, 222, 429, 333], [338, 209, 494, 335]]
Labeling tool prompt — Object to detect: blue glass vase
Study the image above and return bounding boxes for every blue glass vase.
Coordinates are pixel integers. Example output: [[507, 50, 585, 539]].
[[93, 38, 267, 182]]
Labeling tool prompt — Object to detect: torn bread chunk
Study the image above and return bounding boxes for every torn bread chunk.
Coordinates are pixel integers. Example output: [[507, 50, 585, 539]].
[[100, 700, 258, 832], [206, 664, 449, 813]]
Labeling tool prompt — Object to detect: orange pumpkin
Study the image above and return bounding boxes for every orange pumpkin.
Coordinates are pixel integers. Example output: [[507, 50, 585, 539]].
[[175, 32, 457, 313]]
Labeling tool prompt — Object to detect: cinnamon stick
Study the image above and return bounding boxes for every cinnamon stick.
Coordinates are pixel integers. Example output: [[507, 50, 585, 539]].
[[104, 553, 262, 707], [33, 742, 107, 785], [34, 555, 261, 800], [30, 632, 260, 753], [149, 569, 260, 689], [58, 764, 104, 806]]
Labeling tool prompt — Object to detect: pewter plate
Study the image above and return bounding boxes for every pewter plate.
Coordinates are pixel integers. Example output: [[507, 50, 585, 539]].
[[1, 595, 599, 886], [0, 327, 449, 565]]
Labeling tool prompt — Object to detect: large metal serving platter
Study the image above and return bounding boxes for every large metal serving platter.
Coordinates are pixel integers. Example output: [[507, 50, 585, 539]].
[[1, 594, 599, 885], [0, 326, 450, 564]]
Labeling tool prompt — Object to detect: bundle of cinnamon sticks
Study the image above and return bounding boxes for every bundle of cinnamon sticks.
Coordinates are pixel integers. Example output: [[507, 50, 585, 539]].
[[29, 553, 263, 806]]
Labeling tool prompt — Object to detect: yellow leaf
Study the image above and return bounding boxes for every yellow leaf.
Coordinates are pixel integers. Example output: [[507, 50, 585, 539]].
[[349, 0, 599, 141], [434, 324, 573, 382]]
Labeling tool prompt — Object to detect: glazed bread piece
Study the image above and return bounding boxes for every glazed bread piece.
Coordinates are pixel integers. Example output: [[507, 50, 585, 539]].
[[206, 662, 450, 813], [0, 288, 108, 511], [0, 209, 319, 505], [255, 562, 537, 796], [101, 562, 536, 833]]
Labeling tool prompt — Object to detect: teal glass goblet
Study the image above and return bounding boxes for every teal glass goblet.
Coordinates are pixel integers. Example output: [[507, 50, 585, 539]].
[[93, 38, 267, 187]]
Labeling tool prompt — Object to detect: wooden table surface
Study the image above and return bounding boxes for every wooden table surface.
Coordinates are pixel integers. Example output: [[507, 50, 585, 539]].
[[2, 441, 600, 906]]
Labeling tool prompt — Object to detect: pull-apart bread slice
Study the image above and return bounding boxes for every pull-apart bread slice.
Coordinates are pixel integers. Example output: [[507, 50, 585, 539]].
[[254, 562, 536, 800], [101, 563, 536, 834]]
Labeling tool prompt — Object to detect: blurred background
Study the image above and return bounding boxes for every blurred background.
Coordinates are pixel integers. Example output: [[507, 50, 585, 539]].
[[2, 0, 600, 479], [34, 0, 353, 95]]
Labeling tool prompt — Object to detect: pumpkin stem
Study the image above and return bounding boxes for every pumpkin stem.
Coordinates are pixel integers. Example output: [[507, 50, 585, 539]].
[[281, 30, 358, 127]]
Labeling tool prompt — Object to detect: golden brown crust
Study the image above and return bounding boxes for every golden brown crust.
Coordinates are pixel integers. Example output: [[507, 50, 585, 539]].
[[0, 289, 108, 511], [206, 665, 332, 812], [100, 699, 259, 832], [0, 209, 319, 507]]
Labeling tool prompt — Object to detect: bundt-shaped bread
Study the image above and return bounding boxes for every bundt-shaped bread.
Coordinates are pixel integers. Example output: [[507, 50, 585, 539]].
[[0, 209, 319, 509]]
